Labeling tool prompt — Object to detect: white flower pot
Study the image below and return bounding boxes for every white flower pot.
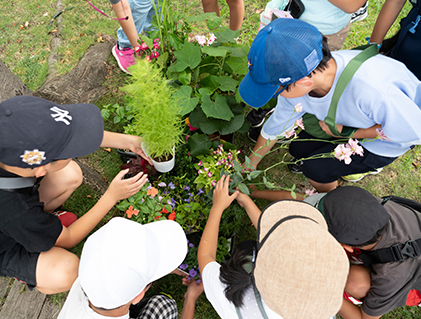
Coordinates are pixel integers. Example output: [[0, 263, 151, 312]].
[[142, 143, 175, 173]]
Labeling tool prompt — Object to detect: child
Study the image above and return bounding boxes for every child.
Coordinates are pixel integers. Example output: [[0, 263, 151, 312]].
[[58, 217, 188, 319], [0, 95, 150, 294], [240, 18, 421, 193], [198, 175, 349, 319], [110, 0, 156, 73], [321, 186, 421, 318]]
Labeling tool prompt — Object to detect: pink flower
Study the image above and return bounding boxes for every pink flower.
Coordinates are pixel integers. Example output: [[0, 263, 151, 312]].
[[294, 103, 303, 113], [296, 118, 305, 130], [346, 138, 364, 157], [207, 171, 213, 177], [198, 169, 203, 174], [305, 189, 318, 196], [140, 42, 149, 50], [195, 35, 206, 46], [334, 144, 353, 165], [285, 128, 296, 139], [207, 33, 216, 45], [376, 128, 391, 141], [211, 180, 217, 187], [198, 161, 203, 166]]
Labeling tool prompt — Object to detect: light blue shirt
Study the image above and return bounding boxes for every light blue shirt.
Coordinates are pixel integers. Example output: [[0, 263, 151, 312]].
[[299, 0, 351, 34], [261, 50, 421, 158]]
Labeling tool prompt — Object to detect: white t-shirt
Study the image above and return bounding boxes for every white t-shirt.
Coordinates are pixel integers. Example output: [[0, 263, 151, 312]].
[[202, 261, 284, 319], [58, 278, 129, 319]]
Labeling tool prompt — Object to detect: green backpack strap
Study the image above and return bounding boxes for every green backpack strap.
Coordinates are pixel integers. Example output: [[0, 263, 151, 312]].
[[324, 44, 378, 137]]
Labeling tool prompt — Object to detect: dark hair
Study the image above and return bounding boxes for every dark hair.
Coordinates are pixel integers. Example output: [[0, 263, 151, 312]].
[[284, 35, 332, 92], [219, 247, 253, 308], [348, 224, 388, 248]]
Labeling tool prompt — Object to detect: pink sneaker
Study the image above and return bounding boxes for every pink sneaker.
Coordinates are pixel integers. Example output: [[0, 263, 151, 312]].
[[112, 45, 135, 74], [53, 210, 77, 227]]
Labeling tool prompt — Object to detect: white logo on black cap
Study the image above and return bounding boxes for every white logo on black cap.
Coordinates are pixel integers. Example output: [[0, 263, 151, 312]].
[[50, 106, 72, 125]]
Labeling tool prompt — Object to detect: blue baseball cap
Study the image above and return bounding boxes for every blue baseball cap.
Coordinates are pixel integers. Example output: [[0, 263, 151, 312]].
[[239, 19, 323, 108]]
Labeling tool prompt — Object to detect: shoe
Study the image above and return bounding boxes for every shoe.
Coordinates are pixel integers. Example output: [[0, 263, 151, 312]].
[[53, 210, 77, 227], [112, 44, 135, 74], [351, 1, 368, 23], [246, 107, 275, 128], [247, 127, 292, 144], [287, 158, 304, 174], [341, 167, 383, 182]]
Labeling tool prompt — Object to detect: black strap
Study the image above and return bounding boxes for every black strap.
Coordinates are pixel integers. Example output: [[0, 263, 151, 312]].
[[0, 177, 40, 194], [359, 239, 421, 265], [359, 196, 421, 265]]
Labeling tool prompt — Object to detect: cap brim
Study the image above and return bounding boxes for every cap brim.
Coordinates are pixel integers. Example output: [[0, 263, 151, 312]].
[[239, 73, 279, 108], [56, 103, 104, 160], [144, 220, 188, 282]]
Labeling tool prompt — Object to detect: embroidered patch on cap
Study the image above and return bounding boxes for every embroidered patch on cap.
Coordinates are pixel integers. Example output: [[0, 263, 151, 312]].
[[20, 149, 47, 165], [279, 77, 291, 84], [304, 49, 319, 73]]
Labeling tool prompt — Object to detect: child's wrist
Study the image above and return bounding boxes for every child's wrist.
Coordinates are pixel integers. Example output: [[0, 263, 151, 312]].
[[365, 37, 382, 50]]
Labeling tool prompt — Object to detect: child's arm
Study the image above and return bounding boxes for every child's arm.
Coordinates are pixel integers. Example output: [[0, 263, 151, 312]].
[[111, 0, 140, 49], [248, 134, 277, 170], [249, 185, 305, 202], [235, 192, 261, 228], [55, 170, 148, 248], [319, 122, 382, 139], [101, 131, 152, 163], [198, 175, 239, 274], [326, 0, 368, 14], [370, 0, 407, 45], [338, 298, 381, 319], [180, 277, 204, 319]]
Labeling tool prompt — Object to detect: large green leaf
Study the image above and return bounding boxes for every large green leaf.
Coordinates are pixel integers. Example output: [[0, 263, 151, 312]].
[[166, 62, 180, 80], [202, 46, 229, 57], [227, 46, 247, 58], [178, 70, 191, 85], [139, 35, 153, 50], [215, 76, 238, 92], [186, 12, 217, 23], [206, 15, 223, 30], [214, 28, 240, 44], [167, 33, 184, 51], [172, 86, 199, 116], [201, 94, 234, 120], [199, 75, 220, 93], [226, 57, 248, 75], [200, 113, 244, 135], [187, 133, 213, 157], [174, 42, 202, 72]]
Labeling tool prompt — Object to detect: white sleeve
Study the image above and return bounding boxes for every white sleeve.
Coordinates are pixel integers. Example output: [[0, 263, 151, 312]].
[[202, 262, 238, 319]]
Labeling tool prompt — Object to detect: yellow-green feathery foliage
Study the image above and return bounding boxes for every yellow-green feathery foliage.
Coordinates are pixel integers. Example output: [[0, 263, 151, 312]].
[[121, 59, 184, 160]]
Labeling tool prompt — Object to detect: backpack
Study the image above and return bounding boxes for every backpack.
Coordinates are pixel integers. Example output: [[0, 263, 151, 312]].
[[388, 0, 421, 80]]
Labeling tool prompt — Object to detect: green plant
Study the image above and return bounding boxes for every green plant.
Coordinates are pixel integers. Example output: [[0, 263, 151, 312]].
[[120, 59, 184, 160], [168, 14, 251, 138], [100, 103, 133, 125]]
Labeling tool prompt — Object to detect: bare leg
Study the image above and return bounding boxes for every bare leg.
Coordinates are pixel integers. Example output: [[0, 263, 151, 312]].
[[38, 160, 83, 213], [36, 247, 79, 294], [344, 264, 371, 299], [112, 0, 140, 49], [307, 178, 337, 193], [202, 0, 220, 16], [226, 0, 244, 30]]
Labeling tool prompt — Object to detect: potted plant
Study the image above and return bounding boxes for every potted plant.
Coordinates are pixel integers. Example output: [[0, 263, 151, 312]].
[[121, 59, 184, 173]]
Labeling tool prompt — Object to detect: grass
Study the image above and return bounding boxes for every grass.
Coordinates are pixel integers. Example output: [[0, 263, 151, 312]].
[[2, 0, 421, 318]]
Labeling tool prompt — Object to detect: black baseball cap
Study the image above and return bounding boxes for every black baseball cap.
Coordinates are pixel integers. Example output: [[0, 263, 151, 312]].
[[322, 186, 390, 246], [0, 96, 104, 168]]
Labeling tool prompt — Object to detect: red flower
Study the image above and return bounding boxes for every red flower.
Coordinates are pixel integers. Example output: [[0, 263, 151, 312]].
[[126, 205, 139, 218], [154, 213, 162, 220], [168, 211, 176, 220], [161, 207, 169, 214]]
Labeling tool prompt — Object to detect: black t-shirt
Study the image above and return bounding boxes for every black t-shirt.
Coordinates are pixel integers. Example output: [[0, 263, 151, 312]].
[[0, 167, 63, 254]]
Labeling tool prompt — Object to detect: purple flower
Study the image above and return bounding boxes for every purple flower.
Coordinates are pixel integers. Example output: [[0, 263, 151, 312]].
[[179, 263, 188, 270], [189, 268, 197, 277], [170, 198, 176, 208], [168, 182, 175, 190], [196, 279, 202, 283], [158, 182, 166, 187], [189, 243, 194, 248], [163, 189, 169, 195], [183, 186, 190, 191], [198, 189, 204, 195]]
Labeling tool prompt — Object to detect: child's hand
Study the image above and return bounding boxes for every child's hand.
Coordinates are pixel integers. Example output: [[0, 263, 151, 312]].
[[126, 135, 152, 164], [182, 276, 204, 301], [235, 191, 251, 207], [106, 169, 148, 202], [319, 121, 343, 138], [212, 175, 239, 212]]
